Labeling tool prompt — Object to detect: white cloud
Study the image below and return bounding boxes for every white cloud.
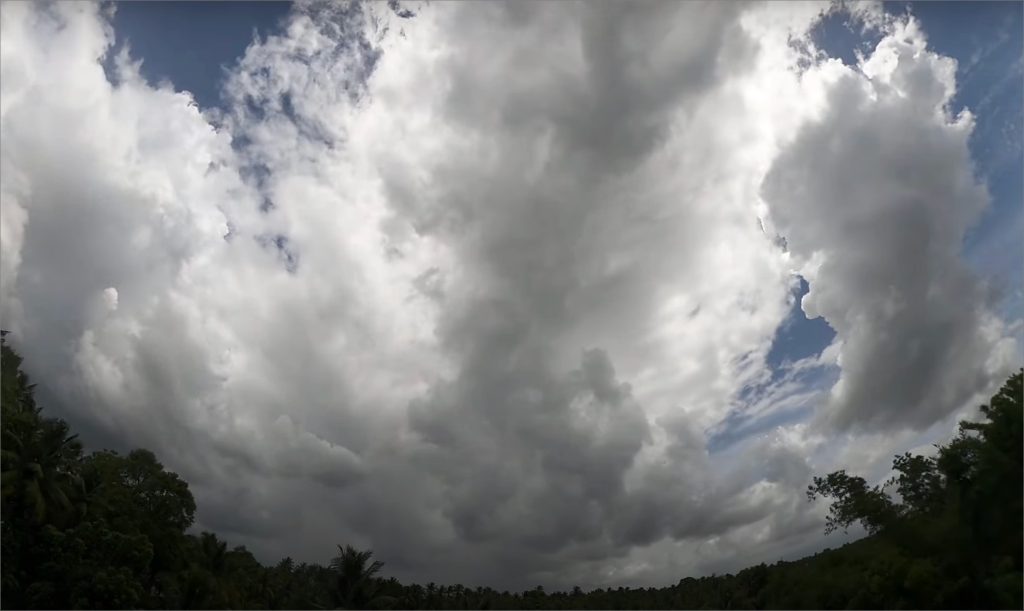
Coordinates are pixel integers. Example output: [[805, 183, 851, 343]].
[[762, 16, 1019, 433]]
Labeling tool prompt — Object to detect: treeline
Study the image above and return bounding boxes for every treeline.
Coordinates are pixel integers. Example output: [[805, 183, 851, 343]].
[[1, 331, 1020, 609]]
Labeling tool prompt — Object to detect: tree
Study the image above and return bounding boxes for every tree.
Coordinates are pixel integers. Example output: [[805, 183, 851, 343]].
[[887, 452, 943, 516], [2, 328, 1020, 611], [808, 371, 1023, 609], [1, 336, 85, 528], [806, 470, 898, 535], [1, 416, 84, 527], [329, 544, 386, 609], [80, 447, 196, 591]]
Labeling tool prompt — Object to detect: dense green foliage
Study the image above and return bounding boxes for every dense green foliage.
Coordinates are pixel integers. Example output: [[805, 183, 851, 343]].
[[1, 332, 1021, 609]]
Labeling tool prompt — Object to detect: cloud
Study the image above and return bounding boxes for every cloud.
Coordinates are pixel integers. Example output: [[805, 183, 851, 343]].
[[761, 16, 1019, 432], [1, 0, 1018, 591]]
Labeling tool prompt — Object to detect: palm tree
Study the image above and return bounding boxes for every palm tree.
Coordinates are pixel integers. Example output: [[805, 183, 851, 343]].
[[1, 336, 85, 527], [1, 416, 84, 526], [328, 544, 386, 609]]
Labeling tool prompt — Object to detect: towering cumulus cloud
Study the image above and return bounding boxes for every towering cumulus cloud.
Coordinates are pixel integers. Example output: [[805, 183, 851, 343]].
[[762, 17, 1019, 432], [1, 0, 1017, 589]]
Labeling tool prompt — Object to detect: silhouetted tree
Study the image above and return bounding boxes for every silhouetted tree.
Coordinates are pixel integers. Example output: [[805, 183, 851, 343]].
[[1, 329, 1020, 610], [329, 544, 386, 609]]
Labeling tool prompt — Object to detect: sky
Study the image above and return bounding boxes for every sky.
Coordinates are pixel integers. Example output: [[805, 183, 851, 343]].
[[1, 0, 1021, 591]]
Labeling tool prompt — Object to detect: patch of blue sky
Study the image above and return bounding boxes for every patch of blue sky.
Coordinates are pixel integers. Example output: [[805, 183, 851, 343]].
[[902, 3, 1021, 326], [107, 1, 292, 110], [709, 358, 839, 454], [108, 2, 295, 266], [765, 276, 836, 377], [729, 274, 835, 451], [107, 1, 389, 226], [902, 1, 1023, 347], [809, 5, 887, 66], [707, 405, 812, 454]]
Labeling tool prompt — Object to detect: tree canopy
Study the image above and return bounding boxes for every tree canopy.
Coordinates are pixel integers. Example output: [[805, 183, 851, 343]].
[[1, 331, 1021, 609]]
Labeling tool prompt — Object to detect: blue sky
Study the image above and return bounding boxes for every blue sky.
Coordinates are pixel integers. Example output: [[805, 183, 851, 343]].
[[110, 1, 291, 109]]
